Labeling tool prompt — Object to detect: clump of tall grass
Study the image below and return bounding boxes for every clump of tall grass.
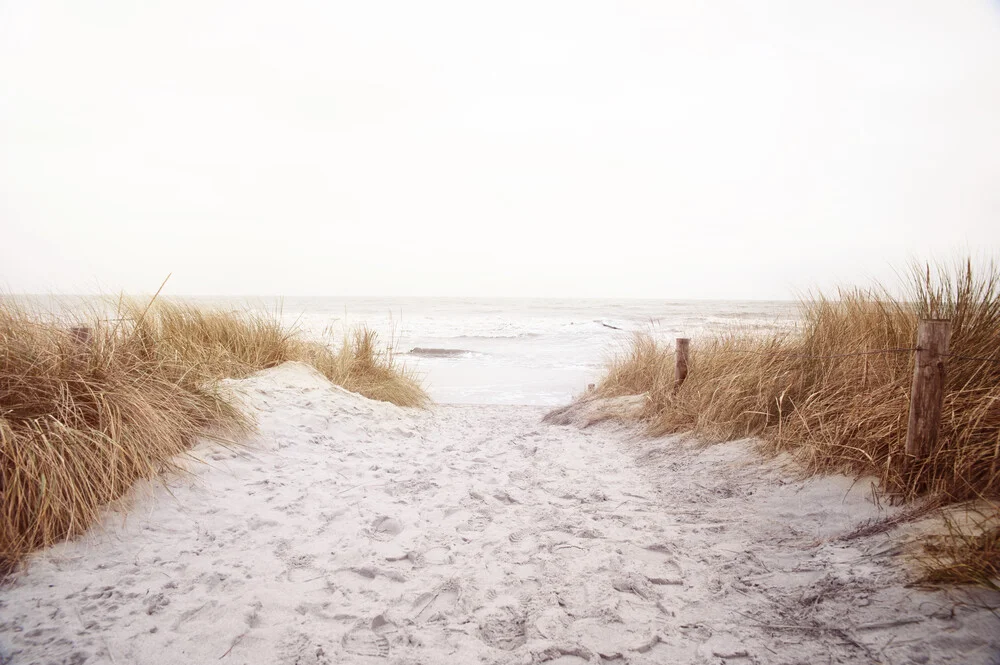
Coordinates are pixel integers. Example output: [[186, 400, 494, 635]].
[[919, 505, 999, 590], [0, 297, 427, 569], [299, 327, 428, 408], [593, 259, 1000, 583], [0, 302, 249, 570], [120, 299, 427, 407]]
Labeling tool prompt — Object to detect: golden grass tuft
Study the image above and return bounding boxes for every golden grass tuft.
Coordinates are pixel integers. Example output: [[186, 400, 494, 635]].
[[918, 505, 999, 590], [594, 258, 1000, 584], [0, 297, 427, 569], [298, 328, 428, 408], [118, 299, 428, 407]]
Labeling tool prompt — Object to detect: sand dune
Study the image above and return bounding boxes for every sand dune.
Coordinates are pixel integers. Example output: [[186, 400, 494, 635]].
[[2, 362, 998, 664]]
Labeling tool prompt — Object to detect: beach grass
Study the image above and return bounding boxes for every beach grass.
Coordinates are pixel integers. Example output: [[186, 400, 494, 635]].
[[118, 299, 428, 408], [592, 258, 1000, 584], [0, 297, 426, 569], [919, 506, 999, 590]]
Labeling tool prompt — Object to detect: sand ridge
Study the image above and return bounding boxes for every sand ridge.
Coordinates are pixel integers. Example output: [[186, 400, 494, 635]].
[[2, 362, 998, 664]]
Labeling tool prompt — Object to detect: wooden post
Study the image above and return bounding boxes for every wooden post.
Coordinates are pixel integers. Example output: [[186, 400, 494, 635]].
[[674, 338, 690, 391], [905, 319, 951, 459], [70, 326, 92, 346]]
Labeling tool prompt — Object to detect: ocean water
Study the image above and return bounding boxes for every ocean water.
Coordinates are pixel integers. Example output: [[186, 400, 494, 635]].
[[10, 296, 800, 405], [202, 297, 801, 405]]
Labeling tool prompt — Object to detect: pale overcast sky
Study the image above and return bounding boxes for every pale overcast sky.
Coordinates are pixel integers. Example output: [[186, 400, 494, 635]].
[[1, 1, 998, 298]]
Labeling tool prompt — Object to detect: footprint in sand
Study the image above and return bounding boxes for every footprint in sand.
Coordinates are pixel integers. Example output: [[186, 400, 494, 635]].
[[621, 543, 685, 583], [143, 592, 170, 616], [492, 489, 520, 504], [384, 478, 436, 497], [342, 625, 390, 658], [278, 632, 331, 665], [612, 573, 658, 600], [572, 619, 665, 662], [479, 607, 527, 651], [412, 582, 460, 623], [392, 544, 453, 567], [285, 565, 327, 584], [421, 546, 453, 565], [533, 607, 569, 641], [535, 646, 594, 664], [368, 516, 403, 541], [554, 582, 592, 610], [334, 565, 407, 583], [507, 529, 531, 545], [457, 513, 491, 533]]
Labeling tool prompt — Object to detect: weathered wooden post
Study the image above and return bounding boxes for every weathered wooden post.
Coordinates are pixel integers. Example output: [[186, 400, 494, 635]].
[[70, 326, 92, 346], [905, 319, 951, 459], [674, 337, 690, 391]]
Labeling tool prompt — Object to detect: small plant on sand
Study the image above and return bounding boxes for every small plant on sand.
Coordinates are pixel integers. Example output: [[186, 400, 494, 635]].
[[299, 327, 427, 408], [919, 505, 999, 590]]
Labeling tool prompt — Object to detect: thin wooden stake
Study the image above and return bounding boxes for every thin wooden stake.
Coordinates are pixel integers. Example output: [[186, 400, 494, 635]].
[[905, 319, 951, 459], [674, 338, 690, 391]]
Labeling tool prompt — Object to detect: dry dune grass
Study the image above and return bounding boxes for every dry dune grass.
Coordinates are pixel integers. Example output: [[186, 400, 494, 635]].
[[920, 506, 1000, 590], [0, 297, 426, 569], [298, 327, 428, 408], [121, 299, 427, 408], [595, 259, 1000, 584]]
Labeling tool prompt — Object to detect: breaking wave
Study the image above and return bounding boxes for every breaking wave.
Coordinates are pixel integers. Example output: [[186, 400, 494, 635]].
[[452, 332, 542, 340], [406, 347, 479, 358]]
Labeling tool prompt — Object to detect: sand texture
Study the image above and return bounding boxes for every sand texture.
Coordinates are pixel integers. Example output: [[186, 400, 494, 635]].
[[2, 362, 998, 664]]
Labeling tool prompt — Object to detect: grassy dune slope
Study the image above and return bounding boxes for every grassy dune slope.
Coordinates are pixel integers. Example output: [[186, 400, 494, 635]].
[[0, 298, 427, 569], [594, 260, 1000, 585]]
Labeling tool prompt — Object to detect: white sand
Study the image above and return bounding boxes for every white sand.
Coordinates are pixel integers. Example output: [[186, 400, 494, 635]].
[[2, 362, 998, 664]]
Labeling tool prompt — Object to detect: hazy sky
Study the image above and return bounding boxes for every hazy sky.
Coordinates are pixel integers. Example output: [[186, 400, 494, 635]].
[[2, 1, 998, 298]]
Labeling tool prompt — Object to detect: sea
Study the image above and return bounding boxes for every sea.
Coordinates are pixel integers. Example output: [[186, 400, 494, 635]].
[[201, 297, 801, 405], [12, 296, 801, 406]]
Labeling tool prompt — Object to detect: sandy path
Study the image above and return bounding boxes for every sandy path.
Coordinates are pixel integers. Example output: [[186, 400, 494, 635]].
[[2, 363, 998, 664]]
